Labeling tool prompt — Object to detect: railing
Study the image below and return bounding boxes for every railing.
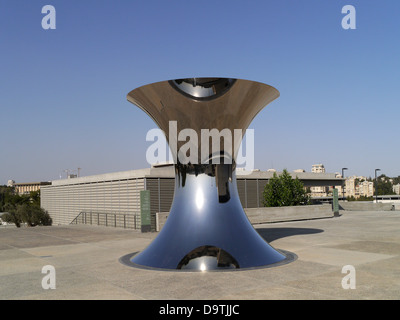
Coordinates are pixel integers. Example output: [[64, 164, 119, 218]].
[[70, 211, 140, 230]]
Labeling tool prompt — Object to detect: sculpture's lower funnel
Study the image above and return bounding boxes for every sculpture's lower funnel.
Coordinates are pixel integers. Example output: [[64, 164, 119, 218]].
[[126, 78, 288, 271]]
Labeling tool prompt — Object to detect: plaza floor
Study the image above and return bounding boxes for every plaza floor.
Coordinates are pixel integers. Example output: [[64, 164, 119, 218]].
[[0, 210, 399, 300]]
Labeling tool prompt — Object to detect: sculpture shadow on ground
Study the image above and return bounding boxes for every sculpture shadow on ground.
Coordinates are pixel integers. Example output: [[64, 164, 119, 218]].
[[256, 227, 324, 243]]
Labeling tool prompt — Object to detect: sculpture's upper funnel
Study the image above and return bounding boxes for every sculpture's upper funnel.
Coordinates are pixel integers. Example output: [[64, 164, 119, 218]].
[[127, 78, 279, 164]]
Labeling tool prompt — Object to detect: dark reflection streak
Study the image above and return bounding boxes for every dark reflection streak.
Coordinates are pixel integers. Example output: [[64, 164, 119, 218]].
[[176, 159, 234, 203]]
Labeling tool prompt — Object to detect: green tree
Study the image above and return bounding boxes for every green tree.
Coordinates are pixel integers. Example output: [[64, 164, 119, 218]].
[[0, 186, 22, 211], [376, 175, 395, 195], [17, 204, 52, 227], [263, 169, 310, 207], [1, 203, 22, 227], [1, 203, 52, 227], [0, 187, 52, 227], [346, 195, 374, 202], [29, 190, 41, 207], [393, 176, 400, 185]]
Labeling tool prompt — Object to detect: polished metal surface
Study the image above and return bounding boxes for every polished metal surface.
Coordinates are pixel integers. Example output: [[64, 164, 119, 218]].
[[127, 77, 279, 164], [126, 78, 286, 271]]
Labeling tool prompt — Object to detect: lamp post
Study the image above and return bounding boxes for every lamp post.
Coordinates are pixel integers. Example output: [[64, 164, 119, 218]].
[[375, 169, 381, 203], [341, 168, 348, 200]]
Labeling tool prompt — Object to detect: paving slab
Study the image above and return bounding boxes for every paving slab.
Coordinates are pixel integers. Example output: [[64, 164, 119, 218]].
[[0, 210, 399, 300]]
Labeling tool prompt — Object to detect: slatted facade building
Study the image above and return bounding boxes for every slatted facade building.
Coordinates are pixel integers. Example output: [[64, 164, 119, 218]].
[[41, 166, 177, 230], [41, 165, 344, 230]]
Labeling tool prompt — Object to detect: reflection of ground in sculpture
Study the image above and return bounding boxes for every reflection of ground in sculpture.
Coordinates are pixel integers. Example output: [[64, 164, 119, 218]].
[[177, 246, 239, 270]]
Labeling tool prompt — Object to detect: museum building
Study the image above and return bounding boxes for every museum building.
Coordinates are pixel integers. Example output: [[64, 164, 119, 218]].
[[40, 164, 344, 231]]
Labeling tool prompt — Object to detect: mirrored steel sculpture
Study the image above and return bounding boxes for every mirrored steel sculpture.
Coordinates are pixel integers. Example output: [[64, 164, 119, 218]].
[[126, 78, 287, 271]]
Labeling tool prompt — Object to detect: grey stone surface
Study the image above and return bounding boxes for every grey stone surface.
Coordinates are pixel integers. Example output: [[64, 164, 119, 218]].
[[0, 211, 399, 300]]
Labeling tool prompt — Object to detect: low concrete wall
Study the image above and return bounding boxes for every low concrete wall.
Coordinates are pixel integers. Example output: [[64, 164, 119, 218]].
[[156, 204, 334, 231], [377, 200, 400, 211], [339, 201, 395, 211], [245, 204, 334, 224]]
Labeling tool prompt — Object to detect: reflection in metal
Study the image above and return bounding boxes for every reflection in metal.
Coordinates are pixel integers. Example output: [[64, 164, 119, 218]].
[[169, 78, 236, 100], [126, 77, 287, 271], [177, 246, 239, 270]]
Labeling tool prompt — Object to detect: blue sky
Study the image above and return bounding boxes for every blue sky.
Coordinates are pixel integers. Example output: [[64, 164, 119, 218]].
[[1, 0, 399, 184]]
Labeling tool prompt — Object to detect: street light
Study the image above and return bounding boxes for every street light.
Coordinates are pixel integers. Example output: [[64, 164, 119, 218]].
[[342, 168, 348, 200], [375, 169, 381, 203]]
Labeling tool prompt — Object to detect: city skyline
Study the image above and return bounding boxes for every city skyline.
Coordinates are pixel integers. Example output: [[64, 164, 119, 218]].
[[1, 1, 400, 185]]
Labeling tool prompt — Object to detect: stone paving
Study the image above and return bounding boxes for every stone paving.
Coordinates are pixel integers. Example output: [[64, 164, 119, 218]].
[[0, 210, 399, 300]]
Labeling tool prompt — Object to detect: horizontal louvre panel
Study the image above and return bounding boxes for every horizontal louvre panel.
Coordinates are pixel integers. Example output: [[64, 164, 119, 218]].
[[246, 180, 258, 208], [145, 178, 160, 231], [237, 179, 246, 207], [258, 179, 268, 207], [146, 178, 160, 214], [160, 178, 174, 212], [41, 178, 145, 228]]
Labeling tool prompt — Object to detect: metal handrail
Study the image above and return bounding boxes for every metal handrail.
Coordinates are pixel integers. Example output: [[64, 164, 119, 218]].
[[70, 211, 139, 229]]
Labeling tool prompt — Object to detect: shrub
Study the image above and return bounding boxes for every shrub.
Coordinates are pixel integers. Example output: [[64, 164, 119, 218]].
[[17, 204, 52, 226], [263, 169, 310, 207], [1, 203, 52, 227]]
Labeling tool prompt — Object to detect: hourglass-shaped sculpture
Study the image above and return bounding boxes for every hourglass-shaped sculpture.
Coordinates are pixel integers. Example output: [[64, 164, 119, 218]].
[[126, 78, 287, 271]]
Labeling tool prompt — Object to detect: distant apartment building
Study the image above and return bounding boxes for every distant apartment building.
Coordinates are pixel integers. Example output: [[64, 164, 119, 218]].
[[311, 164, 325, 173], [7, 180, 51, 195], [345, 176, 374, 198], [334, 173, 343, 196], [310, 164, 328, 197], [345, 177, 356, 197], [393, 184, 400, 195]]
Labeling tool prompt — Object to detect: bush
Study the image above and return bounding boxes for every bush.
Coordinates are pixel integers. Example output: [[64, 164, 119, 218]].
[[17, 204, 52, 226], [346, 195, 374, 202], [1, 203, 52, 227], [263, 169, 310, 207], [0, 187, 52, 227], [1, 209, 22, 227]]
